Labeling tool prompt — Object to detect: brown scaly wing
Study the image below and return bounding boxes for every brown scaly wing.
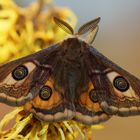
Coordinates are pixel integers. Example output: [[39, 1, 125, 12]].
[[24, 75, 75, 122], [74, 80, 111, 125], [88, 46, 140, 117], [0, 44, 59, 106]]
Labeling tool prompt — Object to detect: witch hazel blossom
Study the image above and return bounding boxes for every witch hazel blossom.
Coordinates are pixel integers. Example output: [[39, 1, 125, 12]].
[[0, 107, 103, 140]]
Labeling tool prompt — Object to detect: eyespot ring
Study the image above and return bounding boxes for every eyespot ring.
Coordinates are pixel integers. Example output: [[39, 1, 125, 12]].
[[113, 76, 129, 92], [39, 86, 52, 101], [89, 89, 98, 103], [12, 65, 28, 81]]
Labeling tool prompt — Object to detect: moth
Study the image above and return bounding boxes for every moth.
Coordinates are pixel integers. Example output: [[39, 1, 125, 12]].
[[0, 17, 140, 125]]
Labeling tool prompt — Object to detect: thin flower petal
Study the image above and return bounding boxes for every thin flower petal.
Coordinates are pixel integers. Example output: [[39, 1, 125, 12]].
[[0, 107, 23, 133]]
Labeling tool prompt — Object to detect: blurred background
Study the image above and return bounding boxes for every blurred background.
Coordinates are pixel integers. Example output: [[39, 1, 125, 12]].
[[1, 0, 140, 140]]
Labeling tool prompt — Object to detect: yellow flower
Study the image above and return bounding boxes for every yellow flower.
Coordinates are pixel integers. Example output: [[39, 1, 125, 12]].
[[0, 0, 77, 63], [0, 107, 104, 140]]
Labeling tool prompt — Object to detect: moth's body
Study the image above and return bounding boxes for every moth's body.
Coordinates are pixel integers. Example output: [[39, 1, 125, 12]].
[[24, 37, 110, 125], [0, 17, 140, 125]]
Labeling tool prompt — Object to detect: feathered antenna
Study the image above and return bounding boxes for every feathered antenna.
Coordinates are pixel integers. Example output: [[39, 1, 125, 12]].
[[54, 17, 74, 35]]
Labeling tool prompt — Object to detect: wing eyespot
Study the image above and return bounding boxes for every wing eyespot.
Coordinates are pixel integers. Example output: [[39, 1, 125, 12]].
[[89, 89, 98, 103], [12, 65, 28, 81], [113, 76, 129, 92], [39, 85, 52, 101]]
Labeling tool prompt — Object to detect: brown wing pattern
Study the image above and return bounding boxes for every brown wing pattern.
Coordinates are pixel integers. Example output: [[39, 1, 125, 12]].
[[74, 81, 110, 125], [89, 46, 140, 117], [25, 77, 75, 122], [1, 35, 140, 125], [0, 44, 59, 106]]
